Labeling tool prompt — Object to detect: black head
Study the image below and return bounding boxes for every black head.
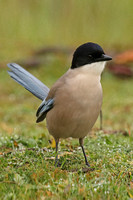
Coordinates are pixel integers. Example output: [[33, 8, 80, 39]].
[[71, 42, 112, 69]]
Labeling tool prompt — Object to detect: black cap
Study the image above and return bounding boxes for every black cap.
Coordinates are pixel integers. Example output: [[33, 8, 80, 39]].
[[71, 42, 112, 69]]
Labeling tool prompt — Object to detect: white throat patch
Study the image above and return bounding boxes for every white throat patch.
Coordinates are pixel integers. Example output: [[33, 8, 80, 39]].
[[78, 61, 106, 75]]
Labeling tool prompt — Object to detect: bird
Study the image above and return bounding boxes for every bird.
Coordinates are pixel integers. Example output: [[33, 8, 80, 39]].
[[7, 42, 112, 167]]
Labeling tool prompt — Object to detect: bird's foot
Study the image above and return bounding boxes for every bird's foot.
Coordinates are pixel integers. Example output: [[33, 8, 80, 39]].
[[86, 162, 90, 167], [82, 167, 95, 172], [82, 162, 95, 172], [55, 159, 61, 167]]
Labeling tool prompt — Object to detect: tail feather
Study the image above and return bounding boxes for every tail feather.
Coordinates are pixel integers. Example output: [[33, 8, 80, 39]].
[[7, 63, 49, 100]]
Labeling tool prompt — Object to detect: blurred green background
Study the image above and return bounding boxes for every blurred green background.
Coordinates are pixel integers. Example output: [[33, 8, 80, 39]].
[[0, 0, 133, 62]]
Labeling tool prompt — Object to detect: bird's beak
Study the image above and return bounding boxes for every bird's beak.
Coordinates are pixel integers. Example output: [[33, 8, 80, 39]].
[[96, 54, 112, 62]]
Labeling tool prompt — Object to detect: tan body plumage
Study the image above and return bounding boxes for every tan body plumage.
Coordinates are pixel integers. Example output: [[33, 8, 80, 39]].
[[46, 62, 105, 140]]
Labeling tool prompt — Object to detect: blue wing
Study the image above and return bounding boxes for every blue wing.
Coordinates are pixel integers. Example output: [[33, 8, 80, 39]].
[[7, 63, 49, 100], [36, 98, 54, 123]]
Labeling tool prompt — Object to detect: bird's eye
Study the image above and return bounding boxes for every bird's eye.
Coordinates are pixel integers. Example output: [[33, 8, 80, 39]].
[[88, 55, 93, 58]]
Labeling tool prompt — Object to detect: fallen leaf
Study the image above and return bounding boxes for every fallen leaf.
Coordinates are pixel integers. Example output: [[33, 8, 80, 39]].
[[114, 50, 133, 64], [45, 190, 52, 196], [107, 64, 133, 77], [48, 137, 56, 148], [31, 173, 38, 183], [13, 140, 18, 147], [79, 186, 85, 193]]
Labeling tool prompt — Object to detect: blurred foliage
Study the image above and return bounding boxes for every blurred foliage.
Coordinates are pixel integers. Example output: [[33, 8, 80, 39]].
[[0, 0, 133, 62]]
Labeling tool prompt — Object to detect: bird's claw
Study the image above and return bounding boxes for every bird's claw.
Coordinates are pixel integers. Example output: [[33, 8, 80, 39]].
[[55, 160, 61, 167]]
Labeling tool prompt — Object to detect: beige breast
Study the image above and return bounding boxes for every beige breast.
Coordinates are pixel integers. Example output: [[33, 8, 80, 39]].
[[46, 67, 103, 140]]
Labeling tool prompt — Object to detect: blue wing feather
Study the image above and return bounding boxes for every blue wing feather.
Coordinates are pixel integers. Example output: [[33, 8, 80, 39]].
[[7, 63, 49, 100], [36, 98, 54, 123]]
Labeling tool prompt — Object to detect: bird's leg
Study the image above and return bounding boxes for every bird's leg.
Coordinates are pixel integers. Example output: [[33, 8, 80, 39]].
[[79, 138, 90, 167], [55, 138, 61, 166], [100, 109, 103, 130]]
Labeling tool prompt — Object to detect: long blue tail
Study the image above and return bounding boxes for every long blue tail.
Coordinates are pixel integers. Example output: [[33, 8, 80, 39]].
[[7, 63, 49, 100]]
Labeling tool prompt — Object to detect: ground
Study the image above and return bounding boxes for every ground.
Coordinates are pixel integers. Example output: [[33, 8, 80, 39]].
[[0, 60, 133, 199]]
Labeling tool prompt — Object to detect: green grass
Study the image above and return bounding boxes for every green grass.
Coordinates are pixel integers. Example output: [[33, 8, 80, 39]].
[[0, 61, 133, 199], [0, 132, 133, 200], [0, 1, 133, 199]]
